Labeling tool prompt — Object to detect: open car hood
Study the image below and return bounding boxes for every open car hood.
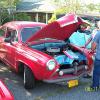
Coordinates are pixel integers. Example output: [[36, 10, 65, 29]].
[[26, 13, 88, 43]]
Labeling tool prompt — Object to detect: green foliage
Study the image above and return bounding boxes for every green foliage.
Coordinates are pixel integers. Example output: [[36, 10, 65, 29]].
[[0, 9, 10, 25], [51, 0, 99, 14], [86, 3, 96, 11], [1, 13, 11, 24], [48, 0, 81, 23], [1, 12, 31, 24], [54, 8, 67, 14], [14, 13, 31, 21], [13, 0, 21, 6], [95, 4, 100, 12], [0, 0, 21, 25], [0, 0, 21, 7], [0, 30, 5, 36]]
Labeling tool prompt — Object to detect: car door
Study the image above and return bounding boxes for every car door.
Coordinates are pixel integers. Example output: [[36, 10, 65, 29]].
[[3, 28, 18, 69]]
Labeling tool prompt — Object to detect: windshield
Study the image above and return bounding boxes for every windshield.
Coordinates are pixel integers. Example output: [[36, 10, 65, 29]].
[[21, 26, 41, 42]]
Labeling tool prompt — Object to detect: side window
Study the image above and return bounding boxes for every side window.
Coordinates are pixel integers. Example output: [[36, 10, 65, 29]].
[[0, 29, 5, 37], [21, 26, 41, 42]]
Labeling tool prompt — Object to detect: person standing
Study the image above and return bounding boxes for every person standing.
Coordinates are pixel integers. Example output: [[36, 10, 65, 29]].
[[69, 24, 91, 47], [85, 21, 100, 91]]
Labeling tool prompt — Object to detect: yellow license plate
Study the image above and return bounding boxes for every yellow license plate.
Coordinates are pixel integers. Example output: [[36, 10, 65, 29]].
[[68, 80, 78, 88]]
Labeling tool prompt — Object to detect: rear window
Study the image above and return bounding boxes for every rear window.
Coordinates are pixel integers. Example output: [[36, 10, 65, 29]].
[[21, 26, 41, 42]]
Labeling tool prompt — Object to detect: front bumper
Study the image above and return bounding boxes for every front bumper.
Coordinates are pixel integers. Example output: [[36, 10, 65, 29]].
[[43, 71, 86, 83]]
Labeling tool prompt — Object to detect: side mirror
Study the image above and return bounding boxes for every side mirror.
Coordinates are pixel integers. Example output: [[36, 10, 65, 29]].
[[4, 37, 11, 43]]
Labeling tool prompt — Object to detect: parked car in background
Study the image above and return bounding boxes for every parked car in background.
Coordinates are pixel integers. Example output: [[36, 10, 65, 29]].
[[0, 13, 94, 89]]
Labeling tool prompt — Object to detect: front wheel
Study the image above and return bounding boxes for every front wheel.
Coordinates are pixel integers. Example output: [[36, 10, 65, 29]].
[[24, 65, 35, 89]]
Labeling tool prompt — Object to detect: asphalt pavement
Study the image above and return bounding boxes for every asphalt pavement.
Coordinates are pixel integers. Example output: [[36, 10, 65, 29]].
[[0, 63, 100, 100]]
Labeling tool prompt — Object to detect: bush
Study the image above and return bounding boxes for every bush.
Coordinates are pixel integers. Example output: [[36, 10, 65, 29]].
[[14, 13, 31, 21]]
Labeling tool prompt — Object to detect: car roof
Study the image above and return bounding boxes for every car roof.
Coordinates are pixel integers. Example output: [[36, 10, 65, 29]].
[[3, 21, 46, 30]]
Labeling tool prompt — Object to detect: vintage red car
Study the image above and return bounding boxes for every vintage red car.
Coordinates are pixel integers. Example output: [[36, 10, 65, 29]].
[[0, 14, 93, 89], [0, 80, 14, 100]]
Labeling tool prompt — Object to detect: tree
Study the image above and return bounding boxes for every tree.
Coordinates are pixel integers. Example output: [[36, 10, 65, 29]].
[[0, 0, 21, 25], [0, 0, 20, 7], [86, 3, 96, 11], [48, 0, 82, 23], [14, 13, 31, 21], [96, 4, 100, 13], [51, 0, 81, 13]]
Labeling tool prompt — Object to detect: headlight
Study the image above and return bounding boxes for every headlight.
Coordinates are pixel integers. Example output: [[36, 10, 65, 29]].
[[46, 59, 56, 70]]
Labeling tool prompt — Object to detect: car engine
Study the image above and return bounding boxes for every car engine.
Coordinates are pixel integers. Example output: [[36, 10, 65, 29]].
[[30, 39, 86, 66]]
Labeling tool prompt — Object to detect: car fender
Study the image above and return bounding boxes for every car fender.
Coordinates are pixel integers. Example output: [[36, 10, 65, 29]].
[[0, 80, 14, 100]]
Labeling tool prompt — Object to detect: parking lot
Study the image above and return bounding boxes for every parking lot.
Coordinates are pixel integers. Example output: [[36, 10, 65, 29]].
[[0, 63, 100, 100]]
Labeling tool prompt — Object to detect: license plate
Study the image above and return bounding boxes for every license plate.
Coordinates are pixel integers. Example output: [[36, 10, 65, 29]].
[[68, 80, 78, 88]]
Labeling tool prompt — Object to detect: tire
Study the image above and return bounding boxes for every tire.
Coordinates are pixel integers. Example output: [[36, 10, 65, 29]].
[[24, 65, 35, 89]]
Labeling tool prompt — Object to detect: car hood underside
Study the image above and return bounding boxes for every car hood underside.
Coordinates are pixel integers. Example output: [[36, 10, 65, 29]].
[[26, 13, 87, 43]]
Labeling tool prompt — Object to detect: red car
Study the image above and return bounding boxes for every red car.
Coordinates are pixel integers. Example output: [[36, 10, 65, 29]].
[[0, 14, 93, 89], [0, 80, 14, 100]]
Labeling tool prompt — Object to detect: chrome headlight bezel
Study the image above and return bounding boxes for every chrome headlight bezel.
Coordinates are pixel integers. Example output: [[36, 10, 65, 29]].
[[46, 59, 56, 71]]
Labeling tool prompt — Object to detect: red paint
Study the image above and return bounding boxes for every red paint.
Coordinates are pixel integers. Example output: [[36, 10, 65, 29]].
[[0, 14, 93, 85], [0, 80, 14, 100]]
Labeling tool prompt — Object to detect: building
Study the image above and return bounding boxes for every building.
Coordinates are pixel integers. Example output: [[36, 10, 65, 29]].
[[16, 0, 57, 23]]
